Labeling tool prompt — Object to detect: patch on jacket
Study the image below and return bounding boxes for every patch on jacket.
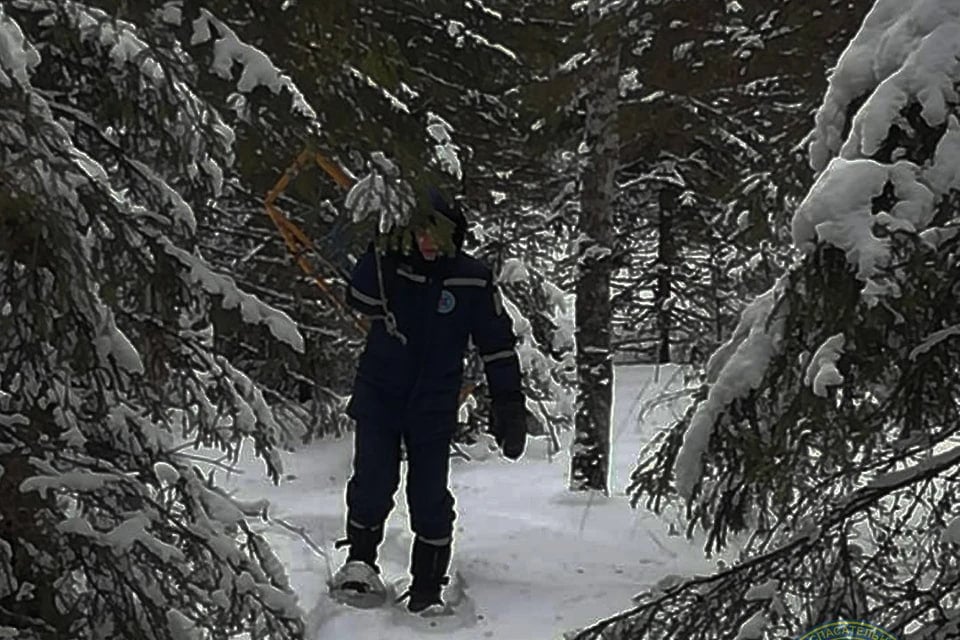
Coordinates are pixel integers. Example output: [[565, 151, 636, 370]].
[[437, 289, 456, 314]]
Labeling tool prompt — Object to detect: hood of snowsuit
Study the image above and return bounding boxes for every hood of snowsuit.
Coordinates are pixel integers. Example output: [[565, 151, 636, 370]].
[[426, 186, 467, 253]]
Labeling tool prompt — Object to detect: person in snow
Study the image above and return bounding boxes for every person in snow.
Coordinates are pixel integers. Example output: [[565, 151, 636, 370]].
[[330, 187, 528, 614]]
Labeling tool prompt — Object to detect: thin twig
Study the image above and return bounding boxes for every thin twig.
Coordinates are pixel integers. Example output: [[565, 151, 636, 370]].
[[272, 517, 328, 561], [451, 442, 472, 461], [173, 452, 245, 474]]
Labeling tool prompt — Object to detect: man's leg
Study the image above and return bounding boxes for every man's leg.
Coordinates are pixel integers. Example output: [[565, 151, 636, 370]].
[[342, 415, 402, 570], [403, 415, 456, 611]]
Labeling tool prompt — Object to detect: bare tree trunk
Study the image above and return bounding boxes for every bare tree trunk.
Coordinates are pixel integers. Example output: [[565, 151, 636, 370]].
[[570, 1, 620, 494], [654, 185, 676, 364]]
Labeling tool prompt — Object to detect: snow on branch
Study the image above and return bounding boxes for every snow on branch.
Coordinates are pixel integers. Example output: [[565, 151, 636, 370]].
[[792, 157, 934, 279], [127, 159, 198, 233], [345, 64, 411, 114], [444, 18, 519, 62], [427, 111, 462, 180], [11, 1, 235, 209], [674, 276, 789, 500], [161, 238, 305, 354], [94, 307, 145, 375], [842, 21, 960, 161], [909, 323, 960, 360], [499, 258, 531, 284], [1, 7, 306, 638], [808, 0, 960, 171], [803, 333, 845, 397], [20, 470, 128, 498], [796, 2, 960, 283], [344, 152, 416, 232], [861, 444, 960, 491], [12, 0, 167, 85], [0, 5, 40, 87], [191, 8, 317, 120], [58, 513, 186, 564]]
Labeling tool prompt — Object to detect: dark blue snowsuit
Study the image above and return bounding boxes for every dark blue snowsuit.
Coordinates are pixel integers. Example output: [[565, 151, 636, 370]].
[[343, 221, 524, 547]]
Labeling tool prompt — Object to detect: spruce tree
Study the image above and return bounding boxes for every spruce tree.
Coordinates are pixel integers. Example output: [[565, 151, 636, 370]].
[[575, 1, 960, 637], [1, 3, 307, 637]]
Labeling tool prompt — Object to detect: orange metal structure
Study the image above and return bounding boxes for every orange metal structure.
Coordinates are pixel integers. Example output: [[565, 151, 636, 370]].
[[263, 147, 368, 335]]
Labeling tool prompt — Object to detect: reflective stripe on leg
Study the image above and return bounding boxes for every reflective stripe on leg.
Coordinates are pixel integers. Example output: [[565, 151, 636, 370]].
[[349, 519, 383, 531]]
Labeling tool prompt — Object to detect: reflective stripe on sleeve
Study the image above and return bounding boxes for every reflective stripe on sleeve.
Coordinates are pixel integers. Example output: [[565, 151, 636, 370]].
[[442, 277, 487, 287], [397, 269, 426, 283], [350, 286, 383, 307], [481, 350, 516, 364]]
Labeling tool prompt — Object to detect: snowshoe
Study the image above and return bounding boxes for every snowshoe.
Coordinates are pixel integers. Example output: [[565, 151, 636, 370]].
[[406, 587, 446, 614], [389, 570, 477, 632], [328, 560, 388, 609], [396, 576, 449, 615]]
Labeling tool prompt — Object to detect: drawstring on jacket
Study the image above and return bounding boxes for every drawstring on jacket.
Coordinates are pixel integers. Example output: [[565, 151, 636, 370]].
[[372, 232, 408, 346]]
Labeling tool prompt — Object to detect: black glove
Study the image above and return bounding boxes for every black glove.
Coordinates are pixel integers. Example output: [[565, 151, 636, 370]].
[[491, 398, 527, 460]]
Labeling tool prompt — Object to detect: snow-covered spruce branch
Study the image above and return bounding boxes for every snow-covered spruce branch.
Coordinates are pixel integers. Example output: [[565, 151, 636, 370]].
[[11, 0, 235, 180], [44, 99, 208, 237], [188, 6, 318, 122], [631, 222, 960, 548], [572, 444, 960, 639], [494, 259, 576, 436], [35, 92, 305, 353], [1, 6, 313, 637], [20, 451, 303, 638], [2, 8, 303, 352], [9, 66, 305, 428]]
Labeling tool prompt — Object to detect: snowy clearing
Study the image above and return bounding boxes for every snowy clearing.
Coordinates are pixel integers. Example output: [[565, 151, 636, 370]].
[[220, 365, 720, 639]]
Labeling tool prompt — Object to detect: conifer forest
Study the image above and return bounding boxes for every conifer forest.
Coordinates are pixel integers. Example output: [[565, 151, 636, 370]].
[[2, 1, 960, 639]]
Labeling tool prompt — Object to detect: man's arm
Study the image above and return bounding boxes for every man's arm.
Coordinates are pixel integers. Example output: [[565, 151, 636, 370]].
[[345, 243, 391, 317], [471, 274, 526, 459]]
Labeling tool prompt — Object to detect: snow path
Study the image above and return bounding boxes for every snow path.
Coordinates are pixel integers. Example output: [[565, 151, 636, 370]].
[[223, 365, 720, 639]]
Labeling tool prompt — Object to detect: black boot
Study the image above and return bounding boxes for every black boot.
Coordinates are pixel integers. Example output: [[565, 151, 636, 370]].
[[406, 537, 451, 613], [331, 521, 388, 608], [335, 519, 385, 573]]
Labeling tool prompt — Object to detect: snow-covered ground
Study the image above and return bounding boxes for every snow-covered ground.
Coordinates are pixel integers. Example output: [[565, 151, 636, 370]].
[[223, 364, 722, 639]]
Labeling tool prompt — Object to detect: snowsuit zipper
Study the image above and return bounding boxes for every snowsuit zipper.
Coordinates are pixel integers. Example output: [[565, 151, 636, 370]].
[[404, 273, 441, 414]]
